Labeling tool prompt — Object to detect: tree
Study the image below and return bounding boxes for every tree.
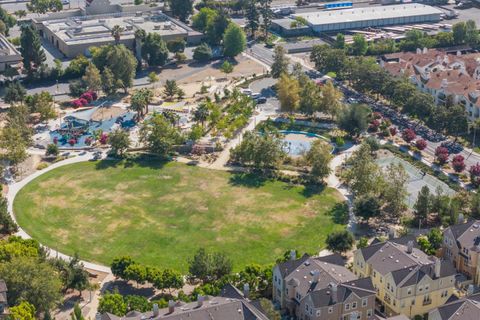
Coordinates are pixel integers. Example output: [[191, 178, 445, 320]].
[[351, 34, 368, 56], [223, 23, 246, 57], [27, 0, 62, 13], [0, 196, 18, 235], [140, 113, 184, 156], [402, 128, 416, 143], [326, 230, 354, 254], [193, 43, 213, 62], [189, 124, 204, 142], [9, 301, 35, 320], [427, 228, 443, 251], [111, 256, 135, 279], [206, 10, 230, 45], [353, 194, 381, 221], [64, 55, 90, 78], [4, 82, 26, 104], [46, 143, 59, 157], [435, 146, 449, 165], [0, 256, 62, 313], [471, 163, 480, 187], [65, 253, 89, 296], [25, 91, 56, 122], [230, 131, 285, 169], [163, 80, 179, 100], [192, 8, 217, 32], [320, 81, 343, 119], [453, 21, 468, 45], [188, 248, 232, 283], [220, 60, 234, 74], [245, 0, 259, 37], [337, 104, 370, 137], [344, 143, 383, 197], [465, 20, 479, 47], [111, 25, 124, 45], [193, 103, 210, 126], [124, 264, 147, 287], [166, 39, 186, 53], [20, 25, 46, 73], [147, 72, 159, 89], [414, 185, 431, 224], [82, 63, 102, 92], [71, 303, 84, 320], [305, 140, 332, 183], [277, 73, 300, 113], [357, 237, 369, 249], [141, 33, 169, 67], [98, 293, 127, 316], [270, 45, 289, 79], [259, 0, 272, 37], [167, 0, 193, 22], [382, 163, 408, 218], [92, 44, 137, 93], [101, 67, 117, 96], [298, 78, 322, 115], [0, 8, 16, 36], [334, 33, 345, 49], [109, 129, 130, 157], [415, 139, 427, 151], [452, 155, 466, 173], [310, 45, 347, 76], [124, 295, 151, 313]]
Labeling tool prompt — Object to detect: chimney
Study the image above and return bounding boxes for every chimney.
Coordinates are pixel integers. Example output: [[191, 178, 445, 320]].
[[243, 283, 250, 299], [423, 47, 428, 54], [416, 48, 422, 54], [95, 313, 102, 320], [380, 59, 385, 68], [312, 270, 320, 283], [153, 304, 159, 317], [197, 295, 204, 307], [468, 284, 475, 296], [290, 250, 296, 261], [457, 50, 462, 56], [441, 78, 448, 88], [389, 228, 396, 240], [434, 257, 441, 278], [407, 241, 413, 254], [331, 283, 338, 304], [458, 213, 465, 224], [168, 300, 175, 313]]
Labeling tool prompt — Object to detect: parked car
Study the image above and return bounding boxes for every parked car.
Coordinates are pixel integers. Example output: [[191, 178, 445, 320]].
[[256, 96, 267, 104]]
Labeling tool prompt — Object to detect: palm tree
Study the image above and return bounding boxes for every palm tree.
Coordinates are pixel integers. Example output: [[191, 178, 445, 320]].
[[111, 25, 124, 45], [193, 103, 210, 126]]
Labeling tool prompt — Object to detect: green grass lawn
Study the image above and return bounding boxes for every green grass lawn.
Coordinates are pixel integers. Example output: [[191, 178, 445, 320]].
[[13, 160, 345, 272]]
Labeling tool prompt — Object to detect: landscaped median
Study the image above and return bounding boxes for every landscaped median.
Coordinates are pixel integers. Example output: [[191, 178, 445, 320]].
[[12, 159, 346, 272]]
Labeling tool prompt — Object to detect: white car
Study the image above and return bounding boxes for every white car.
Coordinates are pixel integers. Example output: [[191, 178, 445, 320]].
[[240, 89, 252, 96], [61, 0, 70, 5]]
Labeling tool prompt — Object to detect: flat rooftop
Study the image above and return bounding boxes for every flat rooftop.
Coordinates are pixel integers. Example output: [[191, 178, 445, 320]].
[[293, 4, 443, 25], [43, 12, 188, 45], [0, 34, 20, 57]]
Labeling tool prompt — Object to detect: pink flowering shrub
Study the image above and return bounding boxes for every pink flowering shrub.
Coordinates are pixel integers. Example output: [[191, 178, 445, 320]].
[[415, 139, 427, 151], [470, 163, 480, 186], [389, 127, 397, 136], [435, 146, 449, 165], [452, 155, 466, 173], [99, 133, 108, 144], [402, 128, 416, 143]]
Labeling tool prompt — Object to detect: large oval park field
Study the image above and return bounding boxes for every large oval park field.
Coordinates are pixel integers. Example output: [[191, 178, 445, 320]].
[[13, 160, 346, 271]]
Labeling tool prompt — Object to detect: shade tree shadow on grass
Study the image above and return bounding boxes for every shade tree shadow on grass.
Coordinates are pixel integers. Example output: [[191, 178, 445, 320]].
[[328, 202, 349, 225], [94, 156, 169, 171], [105, 280, 156, 298], [229, 172, 269, 188], [300, 183, 326, 198]]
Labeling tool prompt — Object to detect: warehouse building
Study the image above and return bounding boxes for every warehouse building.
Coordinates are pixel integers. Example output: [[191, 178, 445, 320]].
[[289, 4, 442, 33]]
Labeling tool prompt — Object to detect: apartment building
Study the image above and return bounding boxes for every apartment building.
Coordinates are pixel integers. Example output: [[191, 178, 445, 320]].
[[273, 252, 376, 320], [428, 292, 480, 320], [353, 238, 456, 318], [381, 48, 480, 120], [443, 219, 480, 285]]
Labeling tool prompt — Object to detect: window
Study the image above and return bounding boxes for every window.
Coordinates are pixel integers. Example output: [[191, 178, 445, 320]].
[[345, 303, 350, 311], [407, 288, 412, 295], [387, 283, 390, 290], [373, 271, 376, 277], [362, 298, 367, 307], [352, 302, 357, 309], [306, 305, 309, 312], [367, 309, 373, 317], [316, 310, 321, 317], [328, 307, 333, 314], [425, 285, 429, 291], [418, 286, 423, 292], [274, 275, 277, 282], [411, 299, 415, 306]]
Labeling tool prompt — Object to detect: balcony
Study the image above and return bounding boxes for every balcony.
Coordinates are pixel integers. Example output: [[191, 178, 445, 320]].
[[423, 300, 432, 306]]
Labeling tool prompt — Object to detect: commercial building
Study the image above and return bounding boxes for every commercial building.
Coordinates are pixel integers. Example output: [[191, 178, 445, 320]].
[[0, 35, 22, 72], [289, 4, 442, 33], [381, 48, 480, 120], [32, 0, 202, 58], [353, 237, 456, 318]]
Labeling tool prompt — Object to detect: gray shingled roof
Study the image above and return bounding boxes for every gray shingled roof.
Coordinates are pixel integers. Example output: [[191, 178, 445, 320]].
[[305, 278, 375, 308], [277, 254, 310, 278], [435, 296, 480, 320]]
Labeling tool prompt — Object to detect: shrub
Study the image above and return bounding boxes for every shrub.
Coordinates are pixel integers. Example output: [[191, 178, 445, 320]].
[[71, 99, 83, 109], [389, 126, 397, 136], [100, 133, 108, 144], [85, 136, 93, 145], [402, 128, 416, 143], [369, 119, 380, 132], [46, 144, 59, 156], [452, 155, 465, 173], [80, 92, 93, 103], [68, 138, 76, 146], [435, 146, 449, 165], [372, 112, 382, 119], [415, 139, 427, 151], [78, 98, 88, 106], [335, 136, 345, 147], [37, 163, 49, 170]]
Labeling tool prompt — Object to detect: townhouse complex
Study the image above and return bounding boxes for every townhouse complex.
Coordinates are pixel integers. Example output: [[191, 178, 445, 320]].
[[428, 292, 480, 320], [381, 48, 480, 120]]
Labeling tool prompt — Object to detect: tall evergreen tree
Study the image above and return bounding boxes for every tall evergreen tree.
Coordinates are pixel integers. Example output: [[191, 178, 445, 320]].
[[259, 0, 272, 37], [245, 0, 259, 37], [20, 25, 46, 73], [270, 45, 289, 78]]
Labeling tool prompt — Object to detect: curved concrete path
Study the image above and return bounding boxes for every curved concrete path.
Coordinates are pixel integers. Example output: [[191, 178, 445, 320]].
[[6, 152, 111, 273]]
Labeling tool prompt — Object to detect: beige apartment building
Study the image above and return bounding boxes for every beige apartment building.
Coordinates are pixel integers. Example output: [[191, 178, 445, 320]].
[[353, 238, 456, 318]]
